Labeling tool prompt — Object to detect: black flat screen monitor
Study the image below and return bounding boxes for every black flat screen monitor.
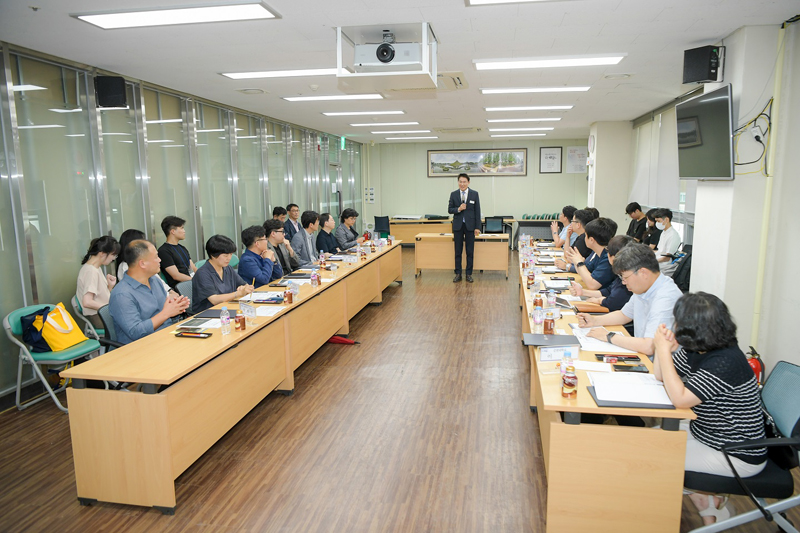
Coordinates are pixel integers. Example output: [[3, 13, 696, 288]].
[[675, 84, 735, 181]]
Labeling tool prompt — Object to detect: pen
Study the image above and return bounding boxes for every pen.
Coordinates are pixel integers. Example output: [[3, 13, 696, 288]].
[[252, 277, 255, 286]]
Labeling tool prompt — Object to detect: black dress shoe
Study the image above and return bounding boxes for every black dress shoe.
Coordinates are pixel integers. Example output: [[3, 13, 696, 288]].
[[466, 275, 474, 283], [453, 274, 462, 282]]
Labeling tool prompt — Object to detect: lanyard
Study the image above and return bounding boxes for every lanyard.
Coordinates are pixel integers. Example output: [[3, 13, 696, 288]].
[[170, 244, 191, 271]]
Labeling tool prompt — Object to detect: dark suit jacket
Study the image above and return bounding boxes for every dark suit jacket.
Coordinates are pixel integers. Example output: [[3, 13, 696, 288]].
[[267, 241, 299, 274], [284, 219, 300, 244], [447, 188, 481, 232]]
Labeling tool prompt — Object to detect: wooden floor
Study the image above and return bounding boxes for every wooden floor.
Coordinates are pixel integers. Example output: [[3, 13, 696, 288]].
[[1, 247, 797, 532]]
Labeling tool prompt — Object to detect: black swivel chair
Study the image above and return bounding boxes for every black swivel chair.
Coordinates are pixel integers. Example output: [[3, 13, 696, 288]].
[[374, 216, 391, 238], [483, 216, 504, 234], [684, 361, 800, 533]]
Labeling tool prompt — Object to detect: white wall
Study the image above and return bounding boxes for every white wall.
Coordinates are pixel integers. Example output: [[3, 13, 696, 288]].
[[362, 138, 589, 225], [590, 121, 634, 224]]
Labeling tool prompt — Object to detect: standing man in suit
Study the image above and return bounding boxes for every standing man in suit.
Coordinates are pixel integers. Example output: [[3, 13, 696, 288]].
[[448, 173, 481, 283]]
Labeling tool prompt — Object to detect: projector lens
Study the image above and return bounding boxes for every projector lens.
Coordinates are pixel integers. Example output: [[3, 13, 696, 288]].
[[376, 43, 395, 64]]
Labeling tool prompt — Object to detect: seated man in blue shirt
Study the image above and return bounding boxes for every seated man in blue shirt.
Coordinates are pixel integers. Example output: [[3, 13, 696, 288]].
[[577, 242, 683, 355], [569, 235, 634, 312], [110, 240, 190, 344], [550, 205, 579, 248], [237, 225, 281, 288], [563, 217, 617, 291]]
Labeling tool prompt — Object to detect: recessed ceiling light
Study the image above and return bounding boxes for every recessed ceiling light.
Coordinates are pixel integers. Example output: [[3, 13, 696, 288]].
[[236, 135, 258, 139], [323, 111, 404, 116], [74, 2, 278, 30], [385, 136, 438, 140], [488, 127, 554, 132], [371, 130, 430, 134], [485, 105, 572, 112], [65, 134, 86, 137], [284, 94, 383, 102], [486, 118, 561, 123], [101, 132, 131, 136], [490, 134, 547, 137], [146, 139, 174, 143], [196, 129, 225, 133], [474, 55, 626, 71], [223, 68, 337, 79], [161, 145, 186, 148], [49, 108, 84, 113], [98, 106, 130, 111], [11, 85, 46, 92], [18, 125, 66, 129], [480, 87, 590, 95], [236, 88, 266, 95], [350, 122, 419, 127], [146, 119, 182, 124], [604, 73, 632, 80]]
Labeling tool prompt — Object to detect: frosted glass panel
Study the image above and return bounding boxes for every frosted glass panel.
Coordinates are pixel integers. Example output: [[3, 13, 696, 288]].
[[195, 102, 234, 248], [266, 122, 287, 212], [236, 113, 266, 228]]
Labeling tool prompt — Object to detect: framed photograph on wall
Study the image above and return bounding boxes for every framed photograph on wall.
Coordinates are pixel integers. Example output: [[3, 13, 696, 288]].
[[539, 147, 562, 174], [428, 149, 527, 177]]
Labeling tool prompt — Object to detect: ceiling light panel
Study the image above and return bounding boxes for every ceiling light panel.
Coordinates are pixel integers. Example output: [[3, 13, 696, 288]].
[[488, 127, 554, 132], [74, 2, 277, 30], [485, 106, 573, 111], [284, 94, 383, 102], [490, 134, 547, 137], [480, 87, 590, 95], [222, 68, 337, 79], [385, 136, 438, 140], [486, 118, 561, 123], [474, 55, 625, 71], [322, 111, 404, 116], [350, 122, 419, 127], [371, 130, 430, 134]]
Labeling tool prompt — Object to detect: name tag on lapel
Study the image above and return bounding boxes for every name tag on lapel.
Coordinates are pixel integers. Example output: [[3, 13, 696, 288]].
[[469, 200, 475, 204]]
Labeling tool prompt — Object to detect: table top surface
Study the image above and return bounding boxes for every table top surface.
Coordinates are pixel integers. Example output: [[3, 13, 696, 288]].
[[61, 242, 403, 384], [519, 245, 695, 420], [415, 232, 510, 241]]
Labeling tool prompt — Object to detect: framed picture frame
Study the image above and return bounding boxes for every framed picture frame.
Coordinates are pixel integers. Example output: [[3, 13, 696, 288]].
[[677, 117, 702, 148], [428, 148, 527, 177], [539, 147, 562, 174]]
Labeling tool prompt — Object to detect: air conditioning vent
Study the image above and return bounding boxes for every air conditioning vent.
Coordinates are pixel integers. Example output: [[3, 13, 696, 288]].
[[434, 127, 482, 134]]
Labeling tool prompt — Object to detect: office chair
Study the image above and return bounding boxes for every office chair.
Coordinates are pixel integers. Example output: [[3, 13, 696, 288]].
[[484, 216, 504, 233], [228, 255, 239, 269], [4, 304, 103, 413], [195, 259, 207, 269], [374, 216, 391, 238], [71, 295, 104, 340], [684, 361, 800, 533], [175, 280, 193, 301]]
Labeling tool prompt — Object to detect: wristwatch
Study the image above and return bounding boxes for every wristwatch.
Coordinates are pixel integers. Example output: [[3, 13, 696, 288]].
[[606, 331, 616, 344], [576, 261, 586, 268]]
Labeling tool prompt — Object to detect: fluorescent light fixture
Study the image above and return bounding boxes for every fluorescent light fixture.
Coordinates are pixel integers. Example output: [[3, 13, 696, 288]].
[[475, 55, 625, 71], [350, 122, 419, 127], [485, 105, 573, 112], [11, 85, 46, 92], [488, 127, 554, 132], [222, 68, 337, 79], [371, 130, 430, 134], [283, 94, 383, 102], [99, 106, 130, 111], [161, 145, 186, 148], [18, 125, 65, 129], [196, 128, 225, 133], [146, 139, 174, 143], [236, 135, 258, 139], [65, 134, 86, 137], [490, 134, 547, 137], [119, 140, 134, 143], [101, 132, 131, 136], [486, 118, 561, 123], [481, 86, 590, 95], [266, 140, 283, 144], [146, 119, 182, 124], [385, 136, 438, 140], [74, 2, 277, 30], [323, 111, 404, 116], [49, 108, 83, 113]]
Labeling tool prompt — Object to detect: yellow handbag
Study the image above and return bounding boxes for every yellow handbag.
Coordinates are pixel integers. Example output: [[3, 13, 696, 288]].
[[34, 302, 88, 351]]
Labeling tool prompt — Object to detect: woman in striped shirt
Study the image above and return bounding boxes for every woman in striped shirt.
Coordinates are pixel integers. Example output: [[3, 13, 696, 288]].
[[654, 292, 766, 526]]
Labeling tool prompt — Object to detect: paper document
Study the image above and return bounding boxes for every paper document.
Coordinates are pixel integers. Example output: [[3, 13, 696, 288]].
[[256, 307, 283, 317], [568, 324, 637, 354], [589, 372, 673, 406], [539, 251, 565, 257], [329, 255, 344, 261], [560, 295, 581, 301], [543, 266, 566, 274], [573, 361, 613, 372], [543, 279, 571, 290], [239, 292, 284, 302]]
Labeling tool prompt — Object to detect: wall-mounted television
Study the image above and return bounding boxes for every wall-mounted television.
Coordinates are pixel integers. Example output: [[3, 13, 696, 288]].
[[675, 84, 735, 181]]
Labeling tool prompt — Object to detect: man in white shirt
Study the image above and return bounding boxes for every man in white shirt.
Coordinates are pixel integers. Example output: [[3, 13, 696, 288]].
[[653, 208, 681, 275]]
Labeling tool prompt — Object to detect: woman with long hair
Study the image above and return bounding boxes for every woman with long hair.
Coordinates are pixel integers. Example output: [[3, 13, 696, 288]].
[[76, 235, 120, 327]]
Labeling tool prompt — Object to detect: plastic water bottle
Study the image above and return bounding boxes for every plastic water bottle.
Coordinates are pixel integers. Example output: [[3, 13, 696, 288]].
[[533, 307, 544, 334], [310, 270, 320, 288], [220, 306, 231, 335]]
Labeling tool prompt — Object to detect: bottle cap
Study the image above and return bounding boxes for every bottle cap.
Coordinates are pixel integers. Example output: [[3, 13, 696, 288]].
[[566, 365, 575, 372], [221, 306, 227, 311]]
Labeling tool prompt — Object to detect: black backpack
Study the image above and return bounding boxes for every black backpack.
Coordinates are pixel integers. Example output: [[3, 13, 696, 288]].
[[671, 251, 692, 292]]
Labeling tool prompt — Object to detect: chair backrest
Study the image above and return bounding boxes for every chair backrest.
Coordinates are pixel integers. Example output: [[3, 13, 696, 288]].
[[70, 295, 100, 340], [682, 244, 693, 254], [175, 280, 193, 302], [3, 304, 54, 337], [485, 216, 504, 233], [97, 305, 118, 342], [374, 216, 391, 233], [195, 259, 207, 269], [228, 255, 239, 269], [762, 361, 800, 438]]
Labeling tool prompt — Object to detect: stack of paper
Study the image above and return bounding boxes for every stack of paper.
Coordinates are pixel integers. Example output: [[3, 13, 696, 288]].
[[543, 279, 571, 290], [588, 372, 673, 407], [568, 324, 637, 354], [543, 266, 566, 274], [239, 292, 284, 303]]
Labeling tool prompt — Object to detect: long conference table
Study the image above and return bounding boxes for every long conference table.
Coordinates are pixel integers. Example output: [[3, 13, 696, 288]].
[[60, 242, 403, 514], [519, 245, 695, 532], [414, 232, 510, 278]]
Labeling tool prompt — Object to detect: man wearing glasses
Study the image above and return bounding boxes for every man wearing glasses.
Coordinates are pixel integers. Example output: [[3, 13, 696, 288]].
[[577, 242, 682, 356], [238, 225, 279, 288], [263, 219, 299, 275]]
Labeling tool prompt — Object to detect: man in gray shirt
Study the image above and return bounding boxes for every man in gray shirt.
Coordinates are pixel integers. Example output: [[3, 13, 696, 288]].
[[110, 240, 190, 344], [290, 210, 320, 267], [577, 243, 683, 356]]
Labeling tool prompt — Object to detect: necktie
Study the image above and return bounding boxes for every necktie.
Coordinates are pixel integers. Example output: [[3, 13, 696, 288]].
[[461, 191, 466, 203]]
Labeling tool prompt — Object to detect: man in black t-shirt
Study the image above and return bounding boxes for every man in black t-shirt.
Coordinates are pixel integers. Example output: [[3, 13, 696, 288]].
[[555, 208, 595, 270], [157, 215, 197, 289], [624, 202, 647, 242]]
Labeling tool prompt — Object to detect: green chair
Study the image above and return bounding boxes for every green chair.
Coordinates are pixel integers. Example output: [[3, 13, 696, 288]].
[[4, 304, 102, 413], [522, 213, 529, 220], [195, 259, 207, 269], [71, 295, 105, 340], [228, 255, 239, 269]]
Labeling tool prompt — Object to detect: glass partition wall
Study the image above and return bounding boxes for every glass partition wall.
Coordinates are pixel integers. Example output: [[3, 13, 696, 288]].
[[0, 46, 363, 398]]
